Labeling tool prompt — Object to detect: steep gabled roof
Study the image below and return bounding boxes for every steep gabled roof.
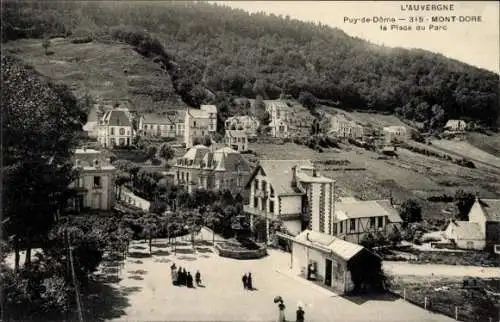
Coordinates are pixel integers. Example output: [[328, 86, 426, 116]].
[[376, 200, 403, 223], [105, 110, 131, 127], [477, 199, 500, 222], [245, 160, 313, 196]]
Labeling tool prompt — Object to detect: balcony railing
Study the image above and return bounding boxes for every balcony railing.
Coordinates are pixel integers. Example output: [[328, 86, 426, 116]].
[[243, 205, 300, 221]]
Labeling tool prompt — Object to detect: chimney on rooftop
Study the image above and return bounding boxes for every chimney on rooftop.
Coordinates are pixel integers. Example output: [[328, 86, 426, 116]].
[[291, 165, 297, 188]]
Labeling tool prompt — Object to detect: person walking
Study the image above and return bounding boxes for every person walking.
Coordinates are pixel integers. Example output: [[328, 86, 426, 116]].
[[247, 273, 253, 290], [242, 274, 248, 290], [296, 305, 305, 322], [195, 270, 201, 286]]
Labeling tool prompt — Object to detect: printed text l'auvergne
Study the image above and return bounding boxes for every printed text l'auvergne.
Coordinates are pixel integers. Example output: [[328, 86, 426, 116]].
[[400, 4, 455, 11]]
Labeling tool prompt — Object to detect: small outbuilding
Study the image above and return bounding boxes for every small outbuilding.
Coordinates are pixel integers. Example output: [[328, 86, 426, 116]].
[[281, 230, 384, 295]]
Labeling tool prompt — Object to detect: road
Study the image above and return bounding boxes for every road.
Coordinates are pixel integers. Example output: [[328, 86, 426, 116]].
[[383, 261, 500, 278]]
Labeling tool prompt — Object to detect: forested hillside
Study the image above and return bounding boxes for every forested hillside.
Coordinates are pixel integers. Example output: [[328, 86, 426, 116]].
[[2, 1, 499, 127]]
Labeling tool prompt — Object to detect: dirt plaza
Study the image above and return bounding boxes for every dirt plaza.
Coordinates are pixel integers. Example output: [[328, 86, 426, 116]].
[[88, 229, 455, 322]]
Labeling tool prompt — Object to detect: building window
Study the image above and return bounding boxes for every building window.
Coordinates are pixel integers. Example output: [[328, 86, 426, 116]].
[[349, 219, 356, 232], [269, 200, 274, 213], [119, 128, 125, 135], [254, 197, 258, 208], [261, 180, 266, 191], [339, 222, 343, 233], [261, 198, 266, 211], [255, 179, 259, 190], [370, 217, 375, 229], [378, 217, 383, 228], [93, 176, 101, 188], [333, 223, 337, 234], [193, 121, 197, 127], [110, 128, 115, 135], [270, 186, 275, 197]]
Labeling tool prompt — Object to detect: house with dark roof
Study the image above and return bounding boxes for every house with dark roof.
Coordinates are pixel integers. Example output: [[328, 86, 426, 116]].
[[173, 145, 251, 193], [97, 108, 134, 148], [279, 230, 383, 295], [333, 199, 403, 244], [69, 148, 116, 211], [244, 160, 335, 240], [467, 197, 500, 249]]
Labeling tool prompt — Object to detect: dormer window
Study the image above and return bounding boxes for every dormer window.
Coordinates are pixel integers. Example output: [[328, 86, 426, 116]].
[[93, 159, 100, 168]]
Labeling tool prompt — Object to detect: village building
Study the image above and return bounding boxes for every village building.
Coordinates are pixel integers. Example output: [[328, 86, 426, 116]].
[[268, 119, 289, 138], [328, 115, 364, 139], [225, 130, 249, 152], [444, 119, 467, 132], [225, 115, 260, 137], [138, 113, 176, 138], [444, 220, 485, 250], [244, 160, 335, 239], [174, 145, 251, 193], [279, 230, 383, 295], [68, 148, 116, 211], [465, 198, 500, 249], [383, 126, 408, 144], [184, 106, 217, 148], [333, 199, 403, 244], [264, 100, 290, 122], [97, 107, 134, 148]]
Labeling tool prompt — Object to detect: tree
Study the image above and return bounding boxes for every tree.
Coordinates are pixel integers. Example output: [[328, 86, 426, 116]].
[[42, 38, 51, 55], [2, 56, 86, 270], [454, 190, 476, 220], [399, 199, 422, 228], [159, 143, 175, 161], [298, 91, 318, 110], [205, 208, 223, 245], [145, 144, 158, 160], [387, 227, 402, 247]]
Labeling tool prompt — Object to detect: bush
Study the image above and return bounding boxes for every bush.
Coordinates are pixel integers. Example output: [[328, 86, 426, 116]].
[[151, 158, 162, 165]]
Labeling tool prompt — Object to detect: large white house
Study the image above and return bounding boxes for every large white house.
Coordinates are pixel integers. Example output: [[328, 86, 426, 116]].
[[184, 106, 218, 148], [69, 148, 116, 211], [244, 160, 335, 239], [328, 114, 364, 139], [97, 108, 134, 148]]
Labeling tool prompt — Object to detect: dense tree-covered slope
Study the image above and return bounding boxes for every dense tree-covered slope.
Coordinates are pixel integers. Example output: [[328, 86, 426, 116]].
[[2, 1, 499, 126]]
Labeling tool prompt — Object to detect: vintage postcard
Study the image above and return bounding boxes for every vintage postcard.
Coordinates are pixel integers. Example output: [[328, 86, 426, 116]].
[[1, 1, 499, 322]]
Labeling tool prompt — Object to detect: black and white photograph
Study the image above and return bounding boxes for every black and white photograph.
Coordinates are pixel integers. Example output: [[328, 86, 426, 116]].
[[1, 1, 499, 321]]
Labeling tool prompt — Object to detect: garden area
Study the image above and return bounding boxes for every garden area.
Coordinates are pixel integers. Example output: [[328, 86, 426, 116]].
[[390, 275, 500, 322]]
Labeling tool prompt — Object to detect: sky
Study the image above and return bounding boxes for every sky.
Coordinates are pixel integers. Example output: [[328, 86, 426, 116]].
[[215, 1, 499, 74]]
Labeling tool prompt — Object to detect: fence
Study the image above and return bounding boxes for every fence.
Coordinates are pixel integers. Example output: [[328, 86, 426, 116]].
[[389, 286, 499, 322]]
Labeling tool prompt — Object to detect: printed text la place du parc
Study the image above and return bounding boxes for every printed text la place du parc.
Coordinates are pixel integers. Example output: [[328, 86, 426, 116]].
[[344, 3, 482, 31]]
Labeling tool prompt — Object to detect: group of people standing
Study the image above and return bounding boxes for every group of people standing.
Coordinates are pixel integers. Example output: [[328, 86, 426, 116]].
[[170, 263, 201, 288], [241, 273, 253, 290]]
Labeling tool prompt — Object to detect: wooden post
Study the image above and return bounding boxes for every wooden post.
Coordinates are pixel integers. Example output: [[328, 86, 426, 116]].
[[455, 306, 458, 320], [424, 297, 428, 310]]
